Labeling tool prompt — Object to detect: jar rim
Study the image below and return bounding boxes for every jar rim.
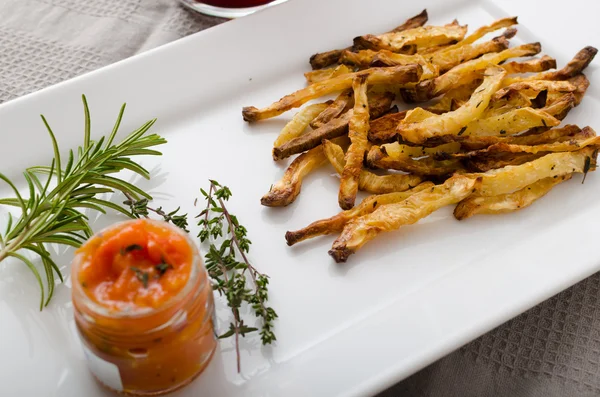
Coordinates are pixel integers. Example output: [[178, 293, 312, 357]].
[[71, 219, 201, 320]]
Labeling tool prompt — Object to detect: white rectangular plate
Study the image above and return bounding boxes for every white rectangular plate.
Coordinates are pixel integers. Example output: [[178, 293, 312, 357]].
[[1, 0, 599, 396]]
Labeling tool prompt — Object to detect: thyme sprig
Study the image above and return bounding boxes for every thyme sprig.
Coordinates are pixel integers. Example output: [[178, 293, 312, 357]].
[[124, 194, 189, 232], [197, 180, 277, 372], [0, 95, 165, 309], [123, 181, 278, 373]]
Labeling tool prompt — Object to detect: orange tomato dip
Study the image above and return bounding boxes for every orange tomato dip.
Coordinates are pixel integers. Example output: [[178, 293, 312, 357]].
[[77, 219, 193, 311], [72, 219, 216, 396]]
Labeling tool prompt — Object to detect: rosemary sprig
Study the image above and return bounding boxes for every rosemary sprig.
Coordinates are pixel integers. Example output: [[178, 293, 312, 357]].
[[197, 180, 277, 372], [0, 95, 165, 309]]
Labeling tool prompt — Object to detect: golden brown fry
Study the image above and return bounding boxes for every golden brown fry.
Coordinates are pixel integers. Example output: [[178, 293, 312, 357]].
[[355, 23, 467, 52], [473, 146, 598, 196], [429, 35, 509, 73], [367, 145, 464, 176], [261, 146, 328, 207], [541, 93, 576, 120], [464, 153, 545, 172], [310, 90, 353, 129], [381, 141, 461, 158], [502, 55, 557, 74], [323, 139, 423, 194], [339, 75, 371, 209], [339, 49, 379, 68], [285, 182, 435, 246], [454, 174, 572, 220], [368, 111, 406, 143], [472, 128, 600, 156], [368, 105, 454, 143], [503, 46, 597, 85], [329, 175, 480, 262], [389, 9, 429, 33], [462, 107, 560, 137], [304, 64, 353, 84], [492, 80, 576, 101], [398, 66, 506, 144], [309, 10, 428, 69], [458, 124, 582, 151], [411, 43, 541, 101], [438, 16, 518, 51], [273, 92, 394, 160], [560, 74, 589, 106], [273, 102, 332, 152], [243, 64, 421, 122]]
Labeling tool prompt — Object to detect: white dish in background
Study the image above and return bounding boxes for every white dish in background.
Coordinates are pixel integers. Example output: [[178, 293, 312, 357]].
[[0, 0, 599, 396]]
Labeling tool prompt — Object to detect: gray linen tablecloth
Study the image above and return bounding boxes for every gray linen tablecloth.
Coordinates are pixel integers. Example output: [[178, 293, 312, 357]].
[[1, 1, 600, 396]]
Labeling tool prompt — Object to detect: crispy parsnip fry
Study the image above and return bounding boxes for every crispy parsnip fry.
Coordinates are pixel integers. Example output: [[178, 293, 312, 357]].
[[502, 55, 557, 74], [304, 64, 353, 84], [462, 107, 560, 137], [474, 146, 598, 196], [323, 139, 423, 194], [273, 102, 332, 152], [309, 9, 428, 69], [243, 64, 421, 122], [355, 23, 468, 53], [261, 146, 328, 207], [273, 92, 394, 160], [429, 36, 509, 73], [310, 90, 353, 129], [339, 75, 371, 209], [411, 43, 541, 101], [454, 174, 571, 220], [367, 145, 463, 176], [503, 46, 597, 85], [329, 175, 480, 262], [398, 66, 506, 143], [493, 80, 576, 101], [285, 182, 435, 246]]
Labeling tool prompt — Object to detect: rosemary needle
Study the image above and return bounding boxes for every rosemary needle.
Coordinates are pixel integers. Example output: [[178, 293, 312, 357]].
[[0, 95, 166, 310]]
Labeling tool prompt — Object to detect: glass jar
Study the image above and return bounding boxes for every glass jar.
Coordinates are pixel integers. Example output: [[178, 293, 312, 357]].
[[179, 0, 289, 19], [71, 219, 217, 396]]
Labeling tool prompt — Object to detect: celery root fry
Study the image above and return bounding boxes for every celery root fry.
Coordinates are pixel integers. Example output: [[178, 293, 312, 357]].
[[285, 182, 434, 246], [339, 75, 370, 210], [308, 9, 428, 69], [502, 55, 557, 74], [454, 174, 572, 220], [261, 146, 328, 207], [323, 139, 423, 194], [367, 145, 463, 176], [310, 90, 353, 129], [329, 175, 481, 262], [242, 64, 421, 122], [304, 64, 353, 84], [273, 102, 332, 151], [355, 23, 468, 53], [473, 147, 598, 196], [397, 66, 506, 144], [272, 92, 394, 160]]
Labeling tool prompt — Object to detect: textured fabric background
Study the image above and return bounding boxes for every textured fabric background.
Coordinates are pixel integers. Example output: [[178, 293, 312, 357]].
[[1, 1, 600, 396]]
